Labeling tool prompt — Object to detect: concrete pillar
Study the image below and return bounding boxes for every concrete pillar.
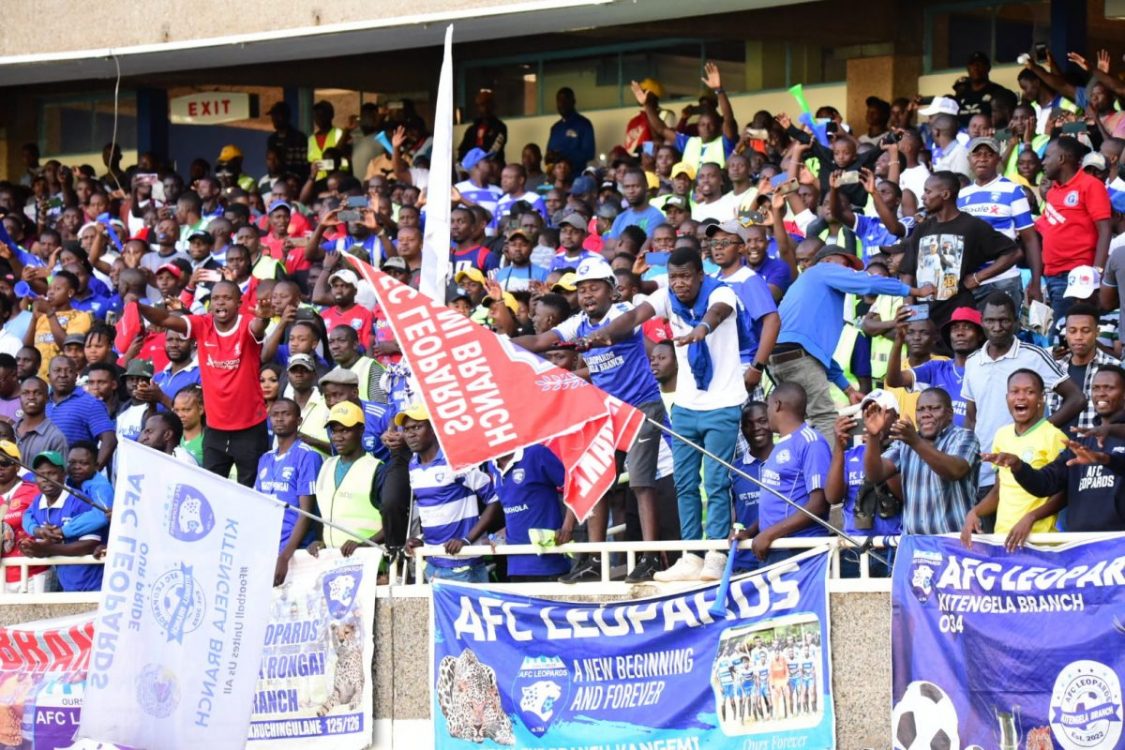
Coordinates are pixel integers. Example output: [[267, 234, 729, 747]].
[[844, 54, 922, 135], [136, 88, 169, 162]]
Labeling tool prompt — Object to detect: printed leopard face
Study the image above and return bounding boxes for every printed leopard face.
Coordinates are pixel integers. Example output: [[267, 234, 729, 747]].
[[437, 649, 515, 745]]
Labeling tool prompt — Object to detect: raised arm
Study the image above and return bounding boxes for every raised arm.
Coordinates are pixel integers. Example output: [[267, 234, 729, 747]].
[[862, 405, 898, 482], [1047, 378, 1087, 429], [828, 171, 856, 228], [701, 62, 738, 143], [629, 81, 677, 144], [136, 302, 189, 335], [825, 415, 854, 504], [891, 419, 971, 481], [861, 168, 906, 237]]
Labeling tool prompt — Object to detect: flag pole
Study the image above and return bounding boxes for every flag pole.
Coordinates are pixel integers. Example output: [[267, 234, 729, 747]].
[[645, 418, 890, 567], [11, 457, 110, 514]]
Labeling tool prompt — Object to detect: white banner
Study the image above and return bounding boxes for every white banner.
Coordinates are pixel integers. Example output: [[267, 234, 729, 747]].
[[77, 441, 284, 750], [420, 24, 454, 303], [248, 549, 380, 749]]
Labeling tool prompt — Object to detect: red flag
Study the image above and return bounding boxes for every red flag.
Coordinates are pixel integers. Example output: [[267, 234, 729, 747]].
[[345, 255, 644, 521]]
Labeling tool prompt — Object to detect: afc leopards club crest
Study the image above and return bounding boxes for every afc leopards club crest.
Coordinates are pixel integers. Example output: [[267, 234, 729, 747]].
[[151, 564, 206, 643], [910, 550, 943, 603], [512, 468, 525, 484], [167, 484, 215, 542], [1050, 660, 1123, 750], [136, 664, 180, 718], [322, 565, 363, 619], [512, 655, 569, 737]]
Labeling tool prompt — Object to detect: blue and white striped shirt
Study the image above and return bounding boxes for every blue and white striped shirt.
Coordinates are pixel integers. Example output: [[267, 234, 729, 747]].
[[411, 449, 497, 568], [956, 177, 1034, 239]]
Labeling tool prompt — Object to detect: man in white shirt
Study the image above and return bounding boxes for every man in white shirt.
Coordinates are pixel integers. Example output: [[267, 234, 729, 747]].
[[929, 114, 971, 180], [582, 247, 744, 581]]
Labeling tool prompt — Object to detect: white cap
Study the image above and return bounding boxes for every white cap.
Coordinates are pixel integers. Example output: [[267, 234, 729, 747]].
[[918, 96, 960, 117], [329, 268, 360, 288], [1064, 265, 1101, 299], [860, 388, 900, 413], [572, 258, 615, 285], [1082, 152, 1108, 172]]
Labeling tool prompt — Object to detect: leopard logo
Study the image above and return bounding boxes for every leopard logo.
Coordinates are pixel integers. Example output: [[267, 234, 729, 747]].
[[316, 621, 364, 717], [437, 649, 515, 745]]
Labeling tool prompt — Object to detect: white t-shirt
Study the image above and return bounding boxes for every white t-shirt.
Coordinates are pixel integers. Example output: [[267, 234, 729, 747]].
[[642, 284, 744, 411], [692, 194, 737, 222], [900, 165, 931, 203]]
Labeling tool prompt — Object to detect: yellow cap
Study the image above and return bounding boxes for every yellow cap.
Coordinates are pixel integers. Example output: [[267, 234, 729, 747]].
[[326, 401, 365, 428], [217, 144, 243, 162], [483, 291, 519, 313], [638, 78, 666, 100], [455, 268, 486, 285], [552, 273, 577, 293], [670, 161, 696, 181], [394, 403, 431, 427], [0, 441, 19, 461]]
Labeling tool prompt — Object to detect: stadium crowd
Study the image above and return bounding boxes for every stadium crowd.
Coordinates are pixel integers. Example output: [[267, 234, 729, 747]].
[[1, 49, 1124, 592]]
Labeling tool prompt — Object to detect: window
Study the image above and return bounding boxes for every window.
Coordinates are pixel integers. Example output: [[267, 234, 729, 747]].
[[925, 1, 1049, 72], [39, 94, 137, 159]]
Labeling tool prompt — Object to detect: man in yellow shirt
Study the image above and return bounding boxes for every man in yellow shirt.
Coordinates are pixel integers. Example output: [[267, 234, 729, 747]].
[[962, 368, 1067, 551], [23, 271, 92, 378]]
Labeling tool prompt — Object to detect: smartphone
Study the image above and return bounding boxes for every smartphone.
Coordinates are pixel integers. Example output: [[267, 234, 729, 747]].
[[745, 128, 770, 140], [1034, 43, 1049, 64], [906, 303, 929, 322], [645, 252, 670, 266], [1061, 122, 1087, 134], [770, 173, 790, 189], [994, 128, 1012, 142], [199, 269, 222, 283], [776, 178, 800, 196], [134, 172, 159, 187], [346, 196, 368, 209], [338, 210, 362, 222], [642, 141, 655, 156], [319, 159, 336, 172], [837, 171, 861, 186], [45, 196, 64, 210]]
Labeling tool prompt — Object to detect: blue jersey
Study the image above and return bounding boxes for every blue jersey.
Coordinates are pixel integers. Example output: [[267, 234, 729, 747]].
[[606, 206, 667, 239], [493, 264, 549, 292], [492, 191, 548, 231], [452, 245, 499, 275], [759, 423, 830, 538], [840, 444, 902, 535], [488, 446, 569, 577], [786, 657, 800, 680], [549, 249, 600, 273], [716, 658, 735, 686], [911, 359, 968, 426], [411, 450, 497, 568], [801, 657, 815, 679], [730, 451, 763, 570], [956, 177, 1034, 239], [362, 400, 397, 462], [853, 212, 915, 250], [454, 180, 502, 225], [256, 442, 323, 552], [552, 302, 662, 406], [711, 266, 777, 363], [23, 492, 104, 592]]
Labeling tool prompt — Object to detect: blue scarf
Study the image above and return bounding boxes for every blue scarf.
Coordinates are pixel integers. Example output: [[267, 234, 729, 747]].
[[669, 276, 752, 391]]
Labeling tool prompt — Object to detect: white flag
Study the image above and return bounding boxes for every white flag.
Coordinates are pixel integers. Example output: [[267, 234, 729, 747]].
[[77, 441, 284, 750], [420, 24, 454, 303]]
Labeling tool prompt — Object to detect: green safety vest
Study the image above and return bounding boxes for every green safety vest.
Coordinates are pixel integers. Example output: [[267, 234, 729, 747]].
[[308, 128, 345, 179], [315, 454, 382, 548], [682, 136, 727, 169]]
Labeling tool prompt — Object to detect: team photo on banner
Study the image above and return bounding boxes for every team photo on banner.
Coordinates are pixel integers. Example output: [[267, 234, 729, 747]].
[[892, 535, 1125, 750], [431, 548, 836, 749]]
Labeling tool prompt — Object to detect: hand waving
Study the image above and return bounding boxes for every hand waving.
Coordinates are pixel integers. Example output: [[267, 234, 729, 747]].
[[701, 61, 722, 91]]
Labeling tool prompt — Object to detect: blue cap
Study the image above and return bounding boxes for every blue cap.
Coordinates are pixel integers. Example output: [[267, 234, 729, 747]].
[[1111, 189, 1125, 215], [572, 175, 597, 195], [268, 200, 292, 214], [461, 148, 489, 171]]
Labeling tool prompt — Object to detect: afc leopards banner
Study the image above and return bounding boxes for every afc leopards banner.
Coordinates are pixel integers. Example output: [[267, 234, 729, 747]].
[[77, 442, 284, 750], [432, 549, 835, 749], [893, 535, 1125, 750], [248, 548, 380, 748], [0, 550, 379, 749]]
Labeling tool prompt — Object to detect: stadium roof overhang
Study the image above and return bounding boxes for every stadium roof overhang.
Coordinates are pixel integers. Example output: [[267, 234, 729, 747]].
[[0, 0, 803, 86]]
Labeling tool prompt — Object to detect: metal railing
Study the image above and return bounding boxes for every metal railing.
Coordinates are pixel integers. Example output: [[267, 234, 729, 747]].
[[1, 533, 1119, 604]]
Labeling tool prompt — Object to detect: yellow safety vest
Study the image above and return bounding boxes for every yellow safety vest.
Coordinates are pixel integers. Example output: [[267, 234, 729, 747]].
[[867, 295, 902, 381], [315, 454, 382, 548], [681, 136, 727, 169], [307, 128, 345, 179]]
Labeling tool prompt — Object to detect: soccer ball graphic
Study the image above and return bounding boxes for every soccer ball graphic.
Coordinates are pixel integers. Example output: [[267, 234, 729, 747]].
[[893, 680, 961, 750]]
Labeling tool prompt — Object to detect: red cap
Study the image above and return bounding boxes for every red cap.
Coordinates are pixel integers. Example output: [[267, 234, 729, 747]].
[[155, 262, 183, 279], [946, 306, 982, 327]]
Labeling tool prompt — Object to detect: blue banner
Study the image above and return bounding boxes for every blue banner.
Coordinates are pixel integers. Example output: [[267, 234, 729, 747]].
[[432, 549, 835, 749], [893, 535, 1125, 750]]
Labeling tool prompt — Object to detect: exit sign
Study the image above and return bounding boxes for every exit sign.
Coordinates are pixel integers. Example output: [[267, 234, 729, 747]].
[[169, 92, 258, 124]]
